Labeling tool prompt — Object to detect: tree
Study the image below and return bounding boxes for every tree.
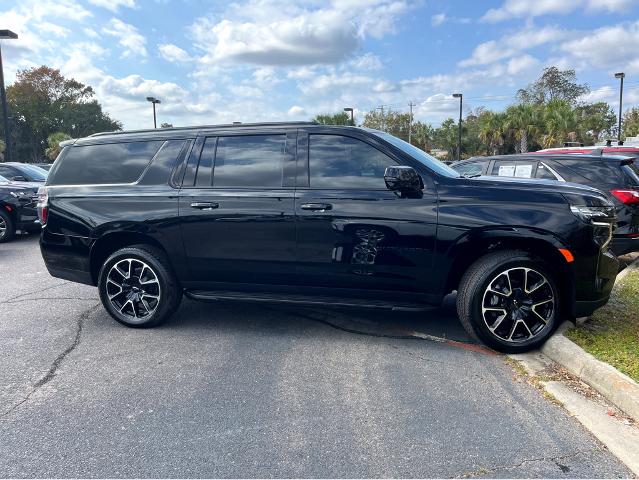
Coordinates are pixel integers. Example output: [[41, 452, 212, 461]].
[[5, 66, 122, 162], [312, 112, 350, 125], [505, 103, 540, 153], [434, 118, 459, 160], [362, 110, 413, 142], [517, 67, 589, 106], [44, 132, 72, 161], [410, 122, 435, 151], [477, 111, 508, 155], [0, 139, 4, 161], [623, 107, 639, 138], [160, 122, 173, 128], [574, 102, 616, 143], [542, 99, 578, 148]]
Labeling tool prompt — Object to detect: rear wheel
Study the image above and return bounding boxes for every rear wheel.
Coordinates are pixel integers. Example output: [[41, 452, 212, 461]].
[[457, 250, 560, 353], [0, 210, 15, 243], [98, 246, 182, 327]]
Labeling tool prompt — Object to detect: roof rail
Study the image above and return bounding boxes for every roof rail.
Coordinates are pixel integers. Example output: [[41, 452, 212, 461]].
[[89, 121, 319, 138], [591, 148, 603, 157]]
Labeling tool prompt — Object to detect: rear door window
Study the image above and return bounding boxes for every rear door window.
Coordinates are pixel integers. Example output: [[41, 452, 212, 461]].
[[192, 134, 286, 188], [48, 141, 163, 185]]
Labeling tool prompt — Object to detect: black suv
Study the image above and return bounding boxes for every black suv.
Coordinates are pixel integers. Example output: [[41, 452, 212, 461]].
[[452, 154, 639, 255], [39, 123, 619, 352]]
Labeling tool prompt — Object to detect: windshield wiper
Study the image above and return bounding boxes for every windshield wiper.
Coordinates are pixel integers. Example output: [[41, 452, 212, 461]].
[[461, 173, 482, 178]]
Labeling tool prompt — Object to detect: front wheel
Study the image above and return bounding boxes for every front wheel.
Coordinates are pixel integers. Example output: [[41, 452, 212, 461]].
[[457, 250, 560, 353], [98, 246, 182, 327]]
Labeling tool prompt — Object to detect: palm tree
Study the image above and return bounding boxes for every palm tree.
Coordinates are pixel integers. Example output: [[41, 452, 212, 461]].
[[542, 99, 578, 148], [478, 111, 507, 155], [505, 104, 540, 153]]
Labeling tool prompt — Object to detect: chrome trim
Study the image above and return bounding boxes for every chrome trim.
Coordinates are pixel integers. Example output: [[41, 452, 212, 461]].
[[540, 162, 565, 181]]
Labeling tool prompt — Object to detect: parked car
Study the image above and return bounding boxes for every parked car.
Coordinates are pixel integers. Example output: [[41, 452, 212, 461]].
[[0, 162, 48, 182], [39, 123, 618, 353], [0, 174, 40, 243], [451, 154, 639, 255], [533, 146, 639, 156]]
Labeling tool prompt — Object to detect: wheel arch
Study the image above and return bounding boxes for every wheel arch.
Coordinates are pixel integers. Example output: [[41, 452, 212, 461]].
[[443, 229, 575, 318], [89, 231, 168, 285]]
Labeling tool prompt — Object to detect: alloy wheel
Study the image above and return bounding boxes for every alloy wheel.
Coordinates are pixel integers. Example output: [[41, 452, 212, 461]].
[[481, 267, 555, 343], [0, 216, 6, 240], [106, 258, 161, 320]]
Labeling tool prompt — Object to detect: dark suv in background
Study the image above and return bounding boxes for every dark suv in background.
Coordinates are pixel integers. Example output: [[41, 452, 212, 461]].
[[452, 153, 639, 255], [39, 123, 618, 352], [0, 174, 40, 242]]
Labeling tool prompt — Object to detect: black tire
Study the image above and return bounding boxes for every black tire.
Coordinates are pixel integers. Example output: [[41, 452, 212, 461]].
[[456, 250, 560, 353], [0, 209, 15, 243], [98, 245, 182, 328]]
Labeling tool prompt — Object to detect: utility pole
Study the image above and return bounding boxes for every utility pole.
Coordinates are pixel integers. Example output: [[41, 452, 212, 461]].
[[615, 72, 625, 143], [408, 101, 415, 144], [452, 93, 463, 160], [376, 105, 385, 132], [0, 30, 19, 163]]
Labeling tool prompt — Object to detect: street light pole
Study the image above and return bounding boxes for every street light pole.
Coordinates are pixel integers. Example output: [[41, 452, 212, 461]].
[[453, 93, 463, 160], [0, 30, 18, 163], [343, 107, 354, 126], [615, 72, 625, 143], [146, 96, 161, 129]]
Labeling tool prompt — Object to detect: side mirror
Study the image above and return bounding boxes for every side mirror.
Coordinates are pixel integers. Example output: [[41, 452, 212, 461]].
[[11, 176, 27, 182], [384, 166, 422, 195]]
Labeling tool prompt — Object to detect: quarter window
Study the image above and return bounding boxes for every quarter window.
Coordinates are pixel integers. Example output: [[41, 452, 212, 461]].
[[47, 141, 163, 185], [308, 134, 398, 189]]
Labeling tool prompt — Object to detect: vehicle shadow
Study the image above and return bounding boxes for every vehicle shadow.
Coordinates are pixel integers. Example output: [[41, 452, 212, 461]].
[[163, 293, 473, 344]]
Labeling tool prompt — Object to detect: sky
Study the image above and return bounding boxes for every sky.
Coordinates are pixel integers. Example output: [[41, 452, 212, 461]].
[[1, 0, 639, 130]]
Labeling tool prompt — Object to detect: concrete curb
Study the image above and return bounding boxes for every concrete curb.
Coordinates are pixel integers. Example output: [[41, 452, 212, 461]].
[[541, 261, 639, 422]]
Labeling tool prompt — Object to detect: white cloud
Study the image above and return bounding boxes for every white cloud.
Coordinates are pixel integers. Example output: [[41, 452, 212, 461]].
[[102, 18, 147, 58], [158, 44, 191, 63], [459, 26, 567, 67], [482, 0, 637, 22], [287, 105, 306, 116], [87, 0, 136, 12], [506, 54, 540, 75], [431, 13, 446, 26], [191, 0, 409, 66], [560, 20, 639, 73]]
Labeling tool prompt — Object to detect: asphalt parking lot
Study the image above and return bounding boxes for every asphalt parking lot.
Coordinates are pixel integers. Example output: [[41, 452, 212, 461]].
[[0, 234, 633, 478]]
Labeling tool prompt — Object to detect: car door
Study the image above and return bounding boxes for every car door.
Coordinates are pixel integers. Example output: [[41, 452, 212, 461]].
[[178, 130, 298, 287], [294, 130, 438, 294]]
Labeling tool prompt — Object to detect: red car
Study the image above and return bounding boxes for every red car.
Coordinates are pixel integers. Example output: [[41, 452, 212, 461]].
[[532, 146, 639, 156]]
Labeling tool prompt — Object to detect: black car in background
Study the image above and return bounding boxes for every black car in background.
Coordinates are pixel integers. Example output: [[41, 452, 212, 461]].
[[39, 123, 619, 352], [452, 154, 639, 255], [0, 162, 48, 182], [0, 174, 40, 243]]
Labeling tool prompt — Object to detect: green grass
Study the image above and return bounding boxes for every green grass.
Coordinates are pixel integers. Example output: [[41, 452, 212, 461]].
[[565, 267, 639, 383]]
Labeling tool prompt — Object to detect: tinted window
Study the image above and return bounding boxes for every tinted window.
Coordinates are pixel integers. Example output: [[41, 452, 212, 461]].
[[48, 141, 163, 185], [491, 160, 535, 178], [209, 135, 285, 188], [0, 174, 8, 182], [535, 163, 558, 180], [453, 161, 485, 176], [0, 166, 18, 179], [309, 134, 398, 189], [16, 164, 48, 181]]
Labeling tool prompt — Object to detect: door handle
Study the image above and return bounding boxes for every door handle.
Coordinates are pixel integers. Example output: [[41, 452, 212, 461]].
[[300, 203, 332, 211], [190, 202, 219, 210]]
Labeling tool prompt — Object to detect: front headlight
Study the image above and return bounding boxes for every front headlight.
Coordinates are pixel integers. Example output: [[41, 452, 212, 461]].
[[569, 205, 614, 250]]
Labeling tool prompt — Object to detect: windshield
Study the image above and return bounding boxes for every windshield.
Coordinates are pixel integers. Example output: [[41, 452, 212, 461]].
[[18, 164, 48, 181], [0, 174, 8, 183], [372, 132, 460, 178]]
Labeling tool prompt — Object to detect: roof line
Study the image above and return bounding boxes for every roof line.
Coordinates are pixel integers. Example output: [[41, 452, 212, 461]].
[[89, 121, 319, 137]]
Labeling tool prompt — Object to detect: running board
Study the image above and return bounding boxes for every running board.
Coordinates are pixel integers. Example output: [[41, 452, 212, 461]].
[[184, 290, 434, 312]]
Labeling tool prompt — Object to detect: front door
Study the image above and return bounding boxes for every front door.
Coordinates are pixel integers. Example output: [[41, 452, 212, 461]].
[[294, 131, 438, 294], [178, 131, 297, 287]]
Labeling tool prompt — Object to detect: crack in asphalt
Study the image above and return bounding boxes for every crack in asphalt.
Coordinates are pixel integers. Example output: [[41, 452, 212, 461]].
[[0, 281, 71, 305], [0, 302, 101, 419], [3, 297, 98, 304], [456, 448, 602, 478]]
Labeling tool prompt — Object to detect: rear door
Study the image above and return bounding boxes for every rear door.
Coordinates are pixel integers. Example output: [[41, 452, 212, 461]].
[[178, 130, 298, 286]]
